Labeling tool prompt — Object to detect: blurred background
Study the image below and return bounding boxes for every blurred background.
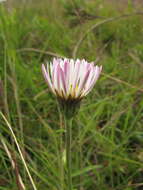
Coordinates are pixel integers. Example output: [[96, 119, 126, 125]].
[[1, 0, 143, 190]]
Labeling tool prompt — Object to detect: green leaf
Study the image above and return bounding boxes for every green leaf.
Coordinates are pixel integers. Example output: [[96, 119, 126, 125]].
[[72, 165, 103, 177]]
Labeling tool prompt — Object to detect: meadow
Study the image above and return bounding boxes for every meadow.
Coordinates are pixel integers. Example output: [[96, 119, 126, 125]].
[[1, 0, 143, 190]]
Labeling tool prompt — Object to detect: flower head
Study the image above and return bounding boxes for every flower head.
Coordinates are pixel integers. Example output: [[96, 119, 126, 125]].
[[42, 58, 102, 101]]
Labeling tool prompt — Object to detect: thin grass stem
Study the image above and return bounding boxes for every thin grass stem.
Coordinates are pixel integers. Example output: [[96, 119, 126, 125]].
[[0, 111, 38, 190]]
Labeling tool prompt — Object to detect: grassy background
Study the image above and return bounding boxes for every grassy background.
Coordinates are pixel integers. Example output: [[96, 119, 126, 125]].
[[1, 0, 143, 190]]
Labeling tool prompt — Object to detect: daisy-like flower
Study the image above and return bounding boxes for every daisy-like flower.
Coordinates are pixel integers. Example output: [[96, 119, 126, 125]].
[[42, 58, 102, 117]]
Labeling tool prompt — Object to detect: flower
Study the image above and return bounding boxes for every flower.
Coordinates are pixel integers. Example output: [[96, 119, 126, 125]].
[[42, 58, 102, 101], [42, 58, 102, 118]]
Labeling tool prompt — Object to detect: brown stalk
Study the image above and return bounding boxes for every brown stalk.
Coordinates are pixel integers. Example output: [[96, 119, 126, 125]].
[[17, 48, 65, 58], [1, 138, 26, 190]]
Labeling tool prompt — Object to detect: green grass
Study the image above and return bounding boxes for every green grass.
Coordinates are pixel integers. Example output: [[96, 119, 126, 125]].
[[1, 0, 143, 189]]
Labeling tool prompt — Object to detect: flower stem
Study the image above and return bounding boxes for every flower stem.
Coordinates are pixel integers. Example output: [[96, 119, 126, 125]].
[[65, 116, 73, 190], [57, 100, 64, 190], [59, 114, 64, 190]]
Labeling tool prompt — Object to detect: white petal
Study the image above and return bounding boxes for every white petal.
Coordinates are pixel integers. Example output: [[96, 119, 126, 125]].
[[42, 64, 55, 94]]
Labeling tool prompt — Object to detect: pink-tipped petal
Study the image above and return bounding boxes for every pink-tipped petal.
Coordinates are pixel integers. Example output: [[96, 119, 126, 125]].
[[72, 59, 81, 89], [42, 64, 53, 91], [59, 66, 67, 96], [42, 58, 102, 100], [84, 66, 102, 96]]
